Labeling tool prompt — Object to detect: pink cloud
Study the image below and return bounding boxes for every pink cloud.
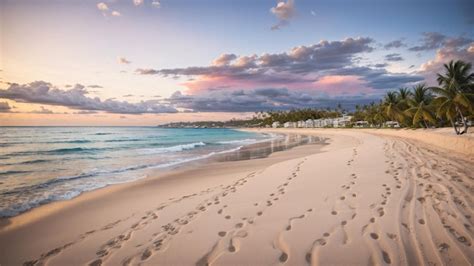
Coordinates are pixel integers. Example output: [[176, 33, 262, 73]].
[[180, 74, 374, 96], [312, 75, 374, 95]]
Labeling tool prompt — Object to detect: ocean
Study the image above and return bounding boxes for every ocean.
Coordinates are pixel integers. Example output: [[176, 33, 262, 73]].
[[0, 127, 280, 217]]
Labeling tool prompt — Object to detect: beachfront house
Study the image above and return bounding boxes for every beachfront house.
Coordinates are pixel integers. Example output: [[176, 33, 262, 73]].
[[272, 122, 281, 128], [305, 119, 314, 128], [333, 115, 353, 128], [322, 118, 333, 127], [354, 121, 369, 128], [385, 121, 400, 128], [283, 122, 296, 128]]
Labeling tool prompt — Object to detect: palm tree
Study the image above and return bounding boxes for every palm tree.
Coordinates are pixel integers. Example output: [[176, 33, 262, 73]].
[[384, 91, 406, 124], [397, 87, 412, 109], [430, 60, 474, 135], [405, 84, 435, 128]]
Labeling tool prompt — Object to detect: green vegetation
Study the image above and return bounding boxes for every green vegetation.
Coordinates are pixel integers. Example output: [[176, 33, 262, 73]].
[[346, 60, 474, 134], [160, 60, 473, 134]]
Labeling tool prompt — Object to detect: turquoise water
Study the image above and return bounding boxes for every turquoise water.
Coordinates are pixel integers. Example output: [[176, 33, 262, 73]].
[[0, 127, 272, 217]]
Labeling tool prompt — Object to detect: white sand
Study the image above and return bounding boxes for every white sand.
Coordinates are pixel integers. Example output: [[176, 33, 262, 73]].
[[0, 128, 472, 266]]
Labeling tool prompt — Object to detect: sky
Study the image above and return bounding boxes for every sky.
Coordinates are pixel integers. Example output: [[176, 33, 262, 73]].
[[0, 0, 473, 126]]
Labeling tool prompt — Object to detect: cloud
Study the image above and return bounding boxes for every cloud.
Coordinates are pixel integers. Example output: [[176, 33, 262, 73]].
[[409, 34, 473, 83], [118, 57, 131, 64], [135, 36, 422, 91], [385, 53, 404, 62], [97, 2, 108, 11], [97, 2, 121, 17], [30, 106, 54, 114], [151, 0, 160, 8], [133, 0, 144, 6], [333, 66, 423, 89], [168, 88, 377, 112], [373, 63, 389, 68], [0, 101, 11, 113], [408, 32, 447, 52], [139, 37, 374, 77], [420, 39, 474, 84], [136, 68, 159, 75], [212, 54, 237, 66], [74, 110, 99, 114], [310, 10, 316, 16], [87, 84, 103, 88], [384, 39, 405, 50], [123, 94, 134, 97], [270, 0, 295, 30], [0, 81, 177, 114]]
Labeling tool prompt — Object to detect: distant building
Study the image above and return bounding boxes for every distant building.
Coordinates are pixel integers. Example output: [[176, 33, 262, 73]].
[[333, 115, 353, 128], [384, 121, 400, 128], [284, 122, 296, 128], [354, 121, 369, 128], [305, 119, 314, 128], [272, 122, 281, 128]]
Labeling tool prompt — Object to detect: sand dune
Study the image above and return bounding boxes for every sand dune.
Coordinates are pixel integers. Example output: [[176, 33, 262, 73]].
[[0, 129, 473, 265]]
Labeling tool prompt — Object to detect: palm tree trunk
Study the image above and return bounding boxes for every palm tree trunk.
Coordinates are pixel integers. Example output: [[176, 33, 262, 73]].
[[451, 120, 461, 135], [423, 120, 428, 129], [456, 106, 468, 134]]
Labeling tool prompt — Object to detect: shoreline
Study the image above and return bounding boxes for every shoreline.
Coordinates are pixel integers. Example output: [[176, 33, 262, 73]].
[[0, 133, 325, 232], [1, 128, 473, 265]]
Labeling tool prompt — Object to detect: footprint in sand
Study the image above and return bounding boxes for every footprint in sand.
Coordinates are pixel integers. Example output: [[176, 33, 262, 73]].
[[382, 250, 391, 264], [218, 231, 227, 237], [141, 249, 152, 260], [89, 259, 102, 266], [370, 233, 379, 239], [315, 238, 327, 245], [438, 243, 449, 252], [377, 208, 385, 217], [279, 252, 288, 262]]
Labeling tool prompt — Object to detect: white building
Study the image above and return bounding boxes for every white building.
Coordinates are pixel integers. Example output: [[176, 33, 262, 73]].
[[354, 121, 369, 127], [272, 121, 281, 128], [333, 115, 353, 128], [384, 121, 400, 128], [280, 115, 354, 129], [305, 119, 314, 128], [283, 122, 296, 128]]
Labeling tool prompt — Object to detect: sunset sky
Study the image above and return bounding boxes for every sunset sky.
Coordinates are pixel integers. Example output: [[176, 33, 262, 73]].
[[1, 0, 473, 126]]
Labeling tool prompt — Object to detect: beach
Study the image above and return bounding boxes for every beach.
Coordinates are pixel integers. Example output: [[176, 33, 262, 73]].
[[1, 128, 473, 265]]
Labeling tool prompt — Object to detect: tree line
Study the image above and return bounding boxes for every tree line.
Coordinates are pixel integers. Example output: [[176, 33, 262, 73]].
[[255, 60, 474, 135]]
